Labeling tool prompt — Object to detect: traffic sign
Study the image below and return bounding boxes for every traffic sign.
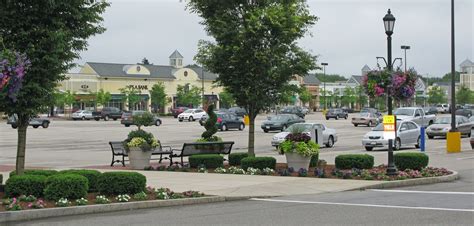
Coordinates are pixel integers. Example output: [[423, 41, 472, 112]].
[[383, 115, 395, 124], [383, 115, 396, 139]]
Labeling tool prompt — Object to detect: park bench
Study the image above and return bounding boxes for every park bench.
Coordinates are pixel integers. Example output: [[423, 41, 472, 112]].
[[109, 141, 173, 167], [171, 141, 235, 166]]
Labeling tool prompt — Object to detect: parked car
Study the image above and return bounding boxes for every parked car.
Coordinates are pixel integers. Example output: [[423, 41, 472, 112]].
[[271, 123, 338, 148], [71, 110, 94, 120], [352, 112, 380, 127], [261, 114, 305, 132], [92, 107, 123, 121], [341, 107, 355, 113], [301, 107, 310, 115], [120, 111, 162, 127], [362, 120, 421, 151], [200, 112, 245, 131], [325, 108, 348, 120], [436, 104, 449, 113], [423, 106, 438, 115], [171, 107, 189, 118], [280, 106, 305, 118], [199, 109, 229, 125], [425, 116, 471, 139], [228, 107, 247, 117], [455, 108, 473, 118], [7, 114, 50, 129], [394, 107, 436, 127], [178, 109, 207, 122]]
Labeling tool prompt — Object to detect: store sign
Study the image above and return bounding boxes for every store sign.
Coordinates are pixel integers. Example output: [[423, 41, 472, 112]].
[[127, 85, 148, 90], [80, 84, 89, 89], [383, 115, 396, 139]]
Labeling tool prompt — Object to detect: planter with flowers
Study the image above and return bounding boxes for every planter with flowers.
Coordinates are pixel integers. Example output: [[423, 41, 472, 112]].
[[124, 112, 160, 170], [362, 69, 418, 101], [278, 125, 319, 170]]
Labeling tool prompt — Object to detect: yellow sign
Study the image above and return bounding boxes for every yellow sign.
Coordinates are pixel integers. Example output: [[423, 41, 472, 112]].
[[383, 124, 395, 131], [383, 115, 395, 124]]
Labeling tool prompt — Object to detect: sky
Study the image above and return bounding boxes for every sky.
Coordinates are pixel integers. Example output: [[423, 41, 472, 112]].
[[74, 0, 473, 78]]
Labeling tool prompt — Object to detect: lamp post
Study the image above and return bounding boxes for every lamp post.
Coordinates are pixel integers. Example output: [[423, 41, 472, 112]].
[[321, 62, 328, 111], [450, 0, 457, 133], [401, 45, 410, 72], [201, 66, 205, 108], [383, 9, 398, 176]]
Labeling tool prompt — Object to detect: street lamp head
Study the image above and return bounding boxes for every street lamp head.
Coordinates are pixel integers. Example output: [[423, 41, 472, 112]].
[[383, 9, 396, 36], [321, 63, 328, 66], [401, 45, 411, 50]]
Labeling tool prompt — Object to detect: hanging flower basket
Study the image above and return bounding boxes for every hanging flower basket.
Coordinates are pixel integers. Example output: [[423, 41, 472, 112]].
[[0, 47, 30, 102], [362, 69, 417, 101]]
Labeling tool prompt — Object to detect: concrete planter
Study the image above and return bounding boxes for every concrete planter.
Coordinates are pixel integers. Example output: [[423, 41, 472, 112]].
[[285, 152, 311, 170], [128, 147, 152, 170]]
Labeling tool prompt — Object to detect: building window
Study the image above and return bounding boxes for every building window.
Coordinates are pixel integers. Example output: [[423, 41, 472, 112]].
[[178, 59, 182, 67]]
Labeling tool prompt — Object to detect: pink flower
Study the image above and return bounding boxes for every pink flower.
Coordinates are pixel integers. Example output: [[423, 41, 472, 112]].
[[374, 86, 385, 96]]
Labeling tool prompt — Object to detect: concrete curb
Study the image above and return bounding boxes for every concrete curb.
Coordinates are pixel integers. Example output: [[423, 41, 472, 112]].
[[355, 170, 459, 190], [0, 196, 249, 224]]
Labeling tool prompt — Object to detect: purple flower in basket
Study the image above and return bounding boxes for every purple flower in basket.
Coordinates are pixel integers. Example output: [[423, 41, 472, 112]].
[[374, 85, 385, 96], [392, 74, 406, 88]]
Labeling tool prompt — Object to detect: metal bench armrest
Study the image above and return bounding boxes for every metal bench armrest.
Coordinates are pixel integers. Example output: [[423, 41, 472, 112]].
[[161, 145, 172, 152]]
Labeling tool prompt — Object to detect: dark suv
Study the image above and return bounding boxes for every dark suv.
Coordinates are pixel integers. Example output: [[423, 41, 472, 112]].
[[325, 108, 348, 120], [121, 111, 162, 127], [93, 107, 123, 121], [200, 112, 245, 131], [281, 106, 305, 118]]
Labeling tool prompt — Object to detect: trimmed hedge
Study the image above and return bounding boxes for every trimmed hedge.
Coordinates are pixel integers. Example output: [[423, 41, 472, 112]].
[[335, 154, 374, 169], [9, 169, 58, 178], [394, 153, 429, 170], [229, 153, 249, 166], [59, 169, 102, 192], [97, 172, 146, 195], [5, 175, 47, 197], [44, 174, 88, 201], [309, 154, 319, 168], [241, 157, 276, 170], [189, 154, 224, 168]]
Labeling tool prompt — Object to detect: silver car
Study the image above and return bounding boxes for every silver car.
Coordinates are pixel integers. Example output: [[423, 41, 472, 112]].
[[426, 116, 472, 139], [362, 121, 421, 151], [271, 123, 338, 148], [71, 110, 94, 120]]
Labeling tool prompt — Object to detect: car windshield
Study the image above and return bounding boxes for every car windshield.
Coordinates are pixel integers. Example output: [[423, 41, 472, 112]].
[[285, 124, 314, 132], [359, 113, 370, 117], [183, 109, 193, 113], [373, 123, 401, 131], [434, 117, 451, 124], [394, 109, 414, 116], [132, 111, 145, 115], [270, 115, 290, 121]]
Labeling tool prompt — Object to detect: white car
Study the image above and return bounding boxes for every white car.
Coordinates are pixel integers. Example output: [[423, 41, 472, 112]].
[[71, 110, 93, 120], [362, 120, 421, 151], [271, 123, 338, 148], [178, 109, 207, 122]]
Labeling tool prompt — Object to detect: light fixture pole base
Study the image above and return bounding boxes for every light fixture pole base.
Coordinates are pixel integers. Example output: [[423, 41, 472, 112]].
[[446, 131, 461, 153]]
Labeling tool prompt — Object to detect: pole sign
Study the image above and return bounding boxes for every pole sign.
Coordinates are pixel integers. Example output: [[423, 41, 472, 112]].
[[383, 115, 396, 139]]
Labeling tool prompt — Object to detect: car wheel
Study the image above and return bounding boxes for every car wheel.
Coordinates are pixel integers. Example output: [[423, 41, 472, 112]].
[[263, 129, 268, 133], [335, 115, 339, 120], [221, 124, 227, 131], [125, 124, 130, 127], [394, 138, 401, 150], [368, 121, 372, 127], [174, 115, 178, 118], [94, 118, 100, 121], [82, 116, 85, 120], [239, 123, 245, 131], [72, 118, 77, 121], [365, 146, 373, 151], [188, 116, 193, 122], [104, 115, 109, 121], [428, 120, 433, 126], [415, 136, 421, 148], [326, 117, 329, 120], [42, 121, 49, 128], [344, 115, 348, 120], [113, 118, 118, 121], [179, 119, 183, 122], [33, 125, 39, 128], [11, 125, 18, 129], [427, 135, 434, 139], [354, 124, 358, 127], [325, 136, 334, 148], [155, 120, 161, 126], [281, 125, 287, 132]]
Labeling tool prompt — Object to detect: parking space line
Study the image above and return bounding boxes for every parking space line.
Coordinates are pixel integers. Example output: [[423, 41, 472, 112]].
[[250, 198, 474, 212], [368, 189, 474, 195], [457, 156, 474, 160]]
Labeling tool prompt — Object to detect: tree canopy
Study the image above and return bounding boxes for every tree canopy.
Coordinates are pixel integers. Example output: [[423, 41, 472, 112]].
[[427, 86, 446, 105], [176, 84, 201, 108], [150, 82, 169, 113]]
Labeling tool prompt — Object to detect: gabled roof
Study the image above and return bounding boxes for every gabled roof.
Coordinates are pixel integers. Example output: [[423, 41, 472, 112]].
[[184, 65, 218, 80], [460, 59, 473, 67], [347, 75, 362, 85], [169, 50, 184, 59], [361, 64, 371, 71], [302, 74, 321, 85], [86, 62, 176, 79]]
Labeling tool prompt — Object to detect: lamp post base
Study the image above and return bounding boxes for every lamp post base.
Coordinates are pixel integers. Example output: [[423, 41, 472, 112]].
[[386, 139, 398, 176], [446, 131, 461, 153]]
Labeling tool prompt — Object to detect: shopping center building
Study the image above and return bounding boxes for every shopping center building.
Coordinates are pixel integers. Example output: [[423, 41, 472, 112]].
[[58, 50, 223, 113]]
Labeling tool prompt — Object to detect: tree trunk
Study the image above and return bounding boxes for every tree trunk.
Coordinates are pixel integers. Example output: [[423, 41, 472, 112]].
[[16, 116, 28, 175], [247, 109, 256, 157]]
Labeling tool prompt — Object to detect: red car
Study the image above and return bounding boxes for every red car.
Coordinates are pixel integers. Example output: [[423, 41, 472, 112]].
[[171, 107, 189, 118]]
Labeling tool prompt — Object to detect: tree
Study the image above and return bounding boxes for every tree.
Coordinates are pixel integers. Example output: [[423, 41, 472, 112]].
[[298, 87, 312, 106], [96, 89, 111, 108], [427, 86, 446, 105], [355, 86, 367, 110], [119, 86, 141, 110], [141, 58, 151, 65], [53, 90, 76, 115], [201, 104, 219, 141], [218, 89, 235, 109], [315, 73, 347, 82], [341, 87, 356, 108], [176, 84, 201, 108], [189, 0, 317, 156], [456, 85, 473, 105], [0, 0, 109, 175], [150, 82, 169, 113]]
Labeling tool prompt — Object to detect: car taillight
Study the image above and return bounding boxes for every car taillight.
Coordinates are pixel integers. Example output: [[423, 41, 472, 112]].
[[217, 117, 222, 123]]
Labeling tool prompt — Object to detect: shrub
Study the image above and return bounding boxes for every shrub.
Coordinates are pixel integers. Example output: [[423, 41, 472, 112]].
[[44, 174, 88, 201], [229, 153, 249, 166], [59, 169, 101, 192], [394, 153, 429, 170], [5, 175, 47, 197], [309, 153, 319, 167], [240, 157, 276, 170], [189, 154, 224, 168], [335, 154, 374, 169], [9, 169, 58, 178], [97, 172, 146, 195]]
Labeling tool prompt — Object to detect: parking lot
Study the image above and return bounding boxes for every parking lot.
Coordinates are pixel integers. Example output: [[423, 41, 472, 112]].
[[0, 112, 472, 169]]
